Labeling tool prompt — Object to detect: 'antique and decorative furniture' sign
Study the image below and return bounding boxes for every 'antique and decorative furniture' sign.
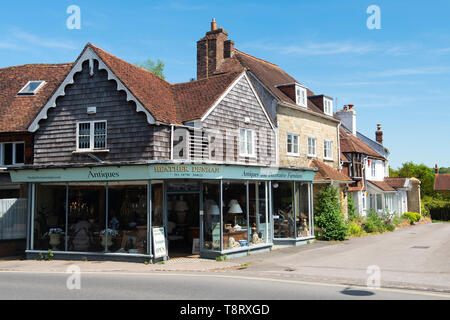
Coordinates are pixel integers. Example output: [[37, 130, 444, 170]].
[[152, 227, 167, 259]]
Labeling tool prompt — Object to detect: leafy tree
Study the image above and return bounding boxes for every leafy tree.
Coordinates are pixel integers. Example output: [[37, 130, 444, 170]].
[[439, 167, 450, 174], [315, 185, 347, 241], [390, 162, 435, 197], [135, 59, 165, 79]]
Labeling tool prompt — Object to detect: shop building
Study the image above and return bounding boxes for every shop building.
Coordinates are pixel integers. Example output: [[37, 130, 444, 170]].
[[8, 42, 317, 261]]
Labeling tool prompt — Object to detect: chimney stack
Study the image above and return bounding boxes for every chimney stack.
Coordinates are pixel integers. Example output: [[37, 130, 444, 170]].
[[336, 104, 357, 136], [197, 19, 231, 80], [375, 124, 383, 145]]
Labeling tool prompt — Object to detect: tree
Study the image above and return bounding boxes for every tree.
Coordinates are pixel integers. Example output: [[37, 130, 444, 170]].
[[135, 59, 165, 80], [315, 185, 347, 241], [390, 162, 435, 197]]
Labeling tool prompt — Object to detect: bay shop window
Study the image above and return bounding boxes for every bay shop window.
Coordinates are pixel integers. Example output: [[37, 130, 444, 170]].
[[21, 165, 315, 260]]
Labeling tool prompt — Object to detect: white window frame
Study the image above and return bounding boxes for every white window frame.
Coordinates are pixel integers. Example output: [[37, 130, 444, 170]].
[[286, 133, 299, 156], [76, 120, 108, 152], [295, 85, 307, 108], [307, 137, 317, 157], [323, 139, 333, 160], [323, 98, 333, 116], [18, 81, 46, 95], [0, 142, 25, 166], [239, 128, 256, 157]]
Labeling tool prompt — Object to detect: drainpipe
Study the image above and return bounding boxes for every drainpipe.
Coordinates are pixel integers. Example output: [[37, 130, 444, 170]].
[[337, 122, 342, 171], [170, 124, 174, 160]]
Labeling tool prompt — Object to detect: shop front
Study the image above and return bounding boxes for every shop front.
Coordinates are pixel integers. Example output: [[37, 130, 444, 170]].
[[10, 163, 316, 261]]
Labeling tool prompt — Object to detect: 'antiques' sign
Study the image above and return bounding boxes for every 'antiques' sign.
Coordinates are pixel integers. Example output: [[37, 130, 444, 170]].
[[152, 227, 167, 259]]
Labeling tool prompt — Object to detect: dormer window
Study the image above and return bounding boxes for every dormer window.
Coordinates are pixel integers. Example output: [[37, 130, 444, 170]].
[[323, 98, 333, 116], [295, 85, 307, 108], [18, 81, 46, 95]]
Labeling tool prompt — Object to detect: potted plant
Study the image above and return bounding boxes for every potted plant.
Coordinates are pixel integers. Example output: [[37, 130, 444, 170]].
[[45, 228, 64, 250], [100, 228, 119, 249]]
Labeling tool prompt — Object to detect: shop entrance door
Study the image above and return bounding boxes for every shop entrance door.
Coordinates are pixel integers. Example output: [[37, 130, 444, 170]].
[[166, 192, 200, 258]]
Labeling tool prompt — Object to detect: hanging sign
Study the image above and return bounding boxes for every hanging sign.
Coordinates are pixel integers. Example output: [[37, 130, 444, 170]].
[[152, 227, 167, 259]]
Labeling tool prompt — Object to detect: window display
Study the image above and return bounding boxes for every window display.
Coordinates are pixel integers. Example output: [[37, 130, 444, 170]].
[[273, 181, 295, 238], [33, 184, 67, 251], [223, 181, 248, 249], [202, 181, 220, 251], [296, 183, 311, 238], [67, 184, 106, 252], [249, 181, 268, 245], [107, 183, 148, 254]]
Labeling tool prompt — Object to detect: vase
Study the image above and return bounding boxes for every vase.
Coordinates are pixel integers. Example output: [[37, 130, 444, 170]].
[[49, 234, 61, 250], [101, 234, 113, 249]]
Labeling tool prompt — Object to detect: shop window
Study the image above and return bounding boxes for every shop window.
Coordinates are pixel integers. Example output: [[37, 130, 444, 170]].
[[152, 183, 164, 228], [223, 181, 248, 250], [202, 181, 221, 251], [108, 183, 148, 254], [296, 183, 311, 238], [33, 184, 67, 251], [248, 181, 269, 245], [273, 181, 295, 239], [67, 184, 106, 253]]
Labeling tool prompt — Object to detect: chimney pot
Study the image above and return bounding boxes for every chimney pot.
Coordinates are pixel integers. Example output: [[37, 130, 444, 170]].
[[211, 18, 217, 31], [435, 164, 439, 174], [343, 105, 348, 111], [375, 124, 383, 145], [348, 104, 354, 110]]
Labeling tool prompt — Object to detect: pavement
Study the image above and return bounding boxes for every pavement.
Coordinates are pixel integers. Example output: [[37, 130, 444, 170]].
[[0, 222, 448, 294]]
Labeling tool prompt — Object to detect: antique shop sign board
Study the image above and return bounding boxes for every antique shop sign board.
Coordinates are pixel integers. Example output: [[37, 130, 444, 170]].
[[152, 227, 167, 259], [10, 163, 316, 182]]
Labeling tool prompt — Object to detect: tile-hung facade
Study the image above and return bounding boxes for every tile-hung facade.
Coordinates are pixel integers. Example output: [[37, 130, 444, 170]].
[[0, 63, 72, 257], [195, 21, 352, 227], [7, 38, 317, 262], [337, 106, 418, 216]]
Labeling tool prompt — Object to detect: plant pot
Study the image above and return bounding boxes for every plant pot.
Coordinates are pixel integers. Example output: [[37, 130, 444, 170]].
[[49, 234, 61, 250]]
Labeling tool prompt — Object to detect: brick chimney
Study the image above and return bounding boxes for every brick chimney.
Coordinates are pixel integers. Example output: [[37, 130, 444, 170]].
[[336, 104, 357, 135], [375, 124, 383, 144], [197, 18, 231, 80]]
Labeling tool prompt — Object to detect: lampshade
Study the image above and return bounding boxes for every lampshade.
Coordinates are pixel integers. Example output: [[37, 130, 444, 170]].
[[228, 200, 243, 214], [207, 203, 220, 215], [175, 200, 188, 211]]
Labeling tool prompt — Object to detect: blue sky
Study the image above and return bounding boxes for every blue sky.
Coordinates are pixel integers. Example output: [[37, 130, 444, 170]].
[[0, 0, 449, 169]]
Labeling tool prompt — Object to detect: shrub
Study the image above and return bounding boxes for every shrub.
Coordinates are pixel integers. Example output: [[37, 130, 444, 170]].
[[347, 194, 362, 222], [315, 185, 347, 241], [385, 224, 395, 232], [391, 215, 405, 227], [364, 210, 387, 233], [401, 212, 421, 224], [347, 221, 365, 237]]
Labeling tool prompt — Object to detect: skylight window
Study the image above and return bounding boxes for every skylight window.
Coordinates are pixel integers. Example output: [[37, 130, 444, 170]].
[[18, 81, 46, 95]]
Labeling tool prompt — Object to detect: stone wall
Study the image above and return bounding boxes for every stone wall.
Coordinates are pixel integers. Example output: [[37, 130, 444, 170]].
[[277, 105, 339, 169]]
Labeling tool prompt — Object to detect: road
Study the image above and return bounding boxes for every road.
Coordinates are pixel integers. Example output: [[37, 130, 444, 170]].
[[233, 222, 450, 292], [0, 223, 448, 300], [0, 271, 449, 300]]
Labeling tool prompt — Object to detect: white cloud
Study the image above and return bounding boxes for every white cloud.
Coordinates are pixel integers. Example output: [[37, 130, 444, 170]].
[[369, 66, 450, 77], [12, 29, 77, 50]]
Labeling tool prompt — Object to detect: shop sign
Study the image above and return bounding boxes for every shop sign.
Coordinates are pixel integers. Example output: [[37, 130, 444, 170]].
[[9, 163, 315, 182], [152, 227, 167, 259]]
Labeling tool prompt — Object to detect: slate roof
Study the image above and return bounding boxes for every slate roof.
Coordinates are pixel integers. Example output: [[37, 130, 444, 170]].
[[0, 63, 73, 132], [434, 174, 450, 191], [309, 158, 352, 183]]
